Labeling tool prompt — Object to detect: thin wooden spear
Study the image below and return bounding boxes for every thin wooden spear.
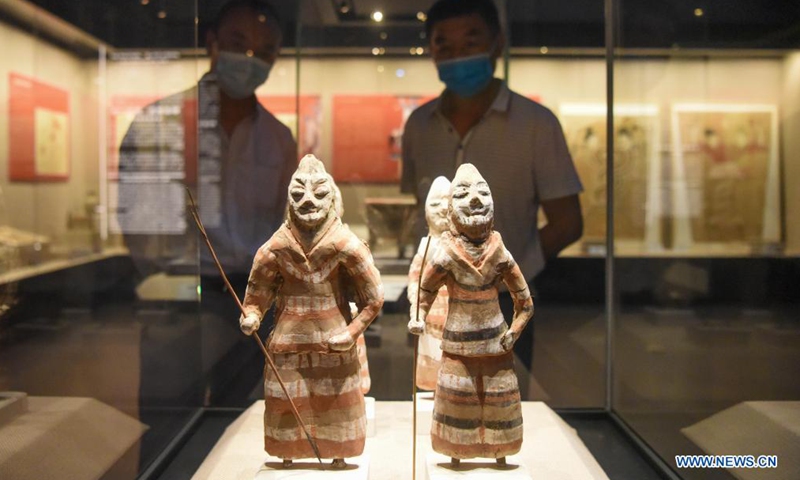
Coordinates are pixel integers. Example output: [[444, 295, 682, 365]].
[[185, 188, 323, 466], [412, 235, 432, 480]]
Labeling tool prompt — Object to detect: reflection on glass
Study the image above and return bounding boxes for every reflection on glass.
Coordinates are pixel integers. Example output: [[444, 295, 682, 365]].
[[613, 2, 800, 477]]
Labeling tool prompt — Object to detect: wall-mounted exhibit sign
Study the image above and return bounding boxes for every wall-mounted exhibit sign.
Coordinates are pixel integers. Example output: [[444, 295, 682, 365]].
[[8, 73, 70, 182], [559, 103, 663, 252], [332, 95, 435, 183]]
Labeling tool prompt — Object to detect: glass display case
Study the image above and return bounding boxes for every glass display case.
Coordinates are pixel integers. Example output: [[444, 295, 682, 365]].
[[0, 0, 797, 479]]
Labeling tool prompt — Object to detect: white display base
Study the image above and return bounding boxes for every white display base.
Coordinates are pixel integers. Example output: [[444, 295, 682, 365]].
[[255, 454, 370, 480], [426, 453, 531, 480], [365, 396, 376, 437], [193, 401, 609, 480], [415, 391, 435, 436]]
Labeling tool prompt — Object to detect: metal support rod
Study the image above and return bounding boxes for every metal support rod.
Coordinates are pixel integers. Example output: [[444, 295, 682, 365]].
[[604, 0, 617, 413]]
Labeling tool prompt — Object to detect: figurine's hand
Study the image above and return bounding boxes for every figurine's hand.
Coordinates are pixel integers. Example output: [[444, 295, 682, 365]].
[[328, 331, 355, 351], [240, 313, 261, 336], [500, 330, 516, 352], [407, 319, 425, 336]]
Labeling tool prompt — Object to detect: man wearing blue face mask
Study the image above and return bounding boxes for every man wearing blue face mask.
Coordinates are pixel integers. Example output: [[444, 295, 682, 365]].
[[400, 0, 584, 373]]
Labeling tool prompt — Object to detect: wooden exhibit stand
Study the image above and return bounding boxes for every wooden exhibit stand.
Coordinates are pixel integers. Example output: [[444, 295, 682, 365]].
[[192, 401, 609, 480]]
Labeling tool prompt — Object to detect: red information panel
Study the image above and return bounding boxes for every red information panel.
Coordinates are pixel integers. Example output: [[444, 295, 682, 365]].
[[332, 95, 434, 183], [8, 73, 71, 181]]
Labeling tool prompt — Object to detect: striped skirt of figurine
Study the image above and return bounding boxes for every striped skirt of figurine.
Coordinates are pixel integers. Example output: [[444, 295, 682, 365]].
[[263, 347, 366, 459], [431, 351, 523, 459]]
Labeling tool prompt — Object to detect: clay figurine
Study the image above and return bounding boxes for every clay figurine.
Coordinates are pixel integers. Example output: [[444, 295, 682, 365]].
[[332, 180, 372, 395], [408, 176, 451, 390], [240, 155, 384, 468], [408, 163, 533, 465]]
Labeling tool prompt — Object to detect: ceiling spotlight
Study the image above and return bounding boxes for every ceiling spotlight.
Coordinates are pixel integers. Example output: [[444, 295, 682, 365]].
[[694, 8, 704, 17], [395, 68, 405, 78], [157, 10, 167, 19], [416, 47, 424, 55], [540, 46, 549, 54], [371, 11, 383, 22], [417, 11, 427, 22], [380, 32, 388, 40], [140, 0, 150, 5], [337, 1, 351, 14], [409, 47, 416, 55], [258, 14, 266, 23], [372, 47, 381, 56], [377, 65, 385, 73]]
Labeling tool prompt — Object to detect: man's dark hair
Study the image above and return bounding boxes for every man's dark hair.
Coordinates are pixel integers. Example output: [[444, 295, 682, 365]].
[[425, 0, 501, 38], [205, 0, 282, 35]]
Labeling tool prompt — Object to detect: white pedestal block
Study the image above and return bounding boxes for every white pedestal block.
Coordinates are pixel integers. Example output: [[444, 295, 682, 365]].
[[365, 396, 376, 437], [254, 454, 370, 480], [415, 391, 435, 435], [194, 401, 609, 479], [425, 453, 531, 480]]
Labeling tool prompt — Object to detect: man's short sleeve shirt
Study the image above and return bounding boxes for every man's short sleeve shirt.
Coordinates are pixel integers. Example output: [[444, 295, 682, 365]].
[[401, 83, 582, 280]]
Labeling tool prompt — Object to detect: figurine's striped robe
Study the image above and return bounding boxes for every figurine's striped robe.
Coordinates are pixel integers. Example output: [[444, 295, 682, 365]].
[[418, 231, 532, 459], [408, 237, 449, 391], [243, 219, 383, 459]]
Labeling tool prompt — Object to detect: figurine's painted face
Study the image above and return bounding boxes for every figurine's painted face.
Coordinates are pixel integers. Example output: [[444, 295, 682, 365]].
[[288, 157, 334, 231], [449, 164, 494, 241], [425, 176, 451, 237]]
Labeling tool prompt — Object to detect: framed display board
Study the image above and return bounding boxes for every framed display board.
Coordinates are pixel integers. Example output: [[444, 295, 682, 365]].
[[670, 104, 781, 251], [559, 103, 663, 252], [8, 73, 70, 182]]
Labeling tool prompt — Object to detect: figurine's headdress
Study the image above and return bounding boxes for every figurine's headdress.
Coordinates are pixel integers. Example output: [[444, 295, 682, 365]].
[[425, 176, 451, 237], [295, 154, 328, 176]]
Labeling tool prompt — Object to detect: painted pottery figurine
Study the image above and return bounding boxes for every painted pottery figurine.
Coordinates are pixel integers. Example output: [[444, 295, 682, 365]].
[[240, 155, 384, 468], [408, 176, 451, 391], [332, 181, 371, 395], [408, 163, 534, 465]]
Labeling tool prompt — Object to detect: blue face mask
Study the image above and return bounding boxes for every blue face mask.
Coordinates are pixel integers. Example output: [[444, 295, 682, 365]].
[[214, 51, 272, 99], [436, 53, 494, 98]]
